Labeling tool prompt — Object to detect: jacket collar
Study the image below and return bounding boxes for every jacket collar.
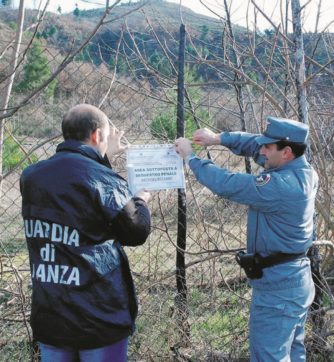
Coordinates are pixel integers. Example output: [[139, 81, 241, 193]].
[[56, 140, 105, 164], [267, 155, 309, 173]]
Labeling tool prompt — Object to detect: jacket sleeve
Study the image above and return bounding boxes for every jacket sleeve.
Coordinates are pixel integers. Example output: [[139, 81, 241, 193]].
[[220, 132, 265, 167], [111, 197, 151, 247], [189, 158, 281, 212]]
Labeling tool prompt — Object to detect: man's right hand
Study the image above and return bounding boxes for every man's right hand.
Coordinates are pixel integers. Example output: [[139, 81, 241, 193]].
[[135, 190, 152, 204], [193, 128, 221, 147], [106, 126, 129, 158]]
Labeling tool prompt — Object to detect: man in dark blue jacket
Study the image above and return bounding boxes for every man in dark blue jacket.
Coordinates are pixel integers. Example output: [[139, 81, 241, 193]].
[[20, 104, 151, 361]]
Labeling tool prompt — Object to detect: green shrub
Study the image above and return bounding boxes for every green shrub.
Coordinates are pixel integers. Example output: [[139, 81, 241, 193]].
[[150, 107, 199, 141], [3, 133, 38, 172], [150, 68, 211, 142], [15, 39, 57, 99]]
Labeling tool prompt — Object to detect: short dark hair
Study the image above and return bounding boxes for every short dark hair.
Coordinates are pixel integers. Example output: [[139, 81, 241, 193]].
[[276, 140, 307, 158], [62, 104, 107, 141]]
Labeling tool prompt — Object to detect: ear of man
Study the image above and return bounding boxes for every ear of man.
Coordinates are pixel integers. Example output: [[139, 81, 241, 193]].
[[90, 128, 102, 146], [282, 145, 294, 161]]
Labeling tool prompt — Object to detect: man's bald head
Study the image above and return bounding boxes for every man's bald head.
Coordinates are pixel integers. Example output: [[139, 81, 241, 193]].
[[62, 104, 108, 142]]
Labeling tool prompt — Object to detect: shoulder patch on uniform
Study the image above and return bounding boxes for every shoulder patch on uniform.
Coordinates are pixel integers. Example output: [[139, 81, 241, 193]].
[[255, 173, 271, 186]]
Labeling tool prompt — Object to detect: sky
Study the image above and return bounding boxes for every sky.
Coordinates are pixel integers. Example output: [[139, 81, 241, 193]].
[[11, 0, 334, 32]]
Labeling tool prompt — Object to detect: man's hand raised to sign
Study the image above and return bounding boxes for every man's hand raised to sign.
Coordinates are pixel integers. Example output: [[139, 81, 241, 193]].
[[106, 126, 129, 162], [135, 189, 152, 204], [192, 128, 221, 147], [174, 137, 193, 159]]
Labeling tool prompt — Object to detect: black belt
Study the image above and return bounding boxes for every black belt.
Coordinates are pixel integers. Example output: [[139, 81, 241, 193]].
[[235, 251, 308, 279], [259, 252, 307, 269]]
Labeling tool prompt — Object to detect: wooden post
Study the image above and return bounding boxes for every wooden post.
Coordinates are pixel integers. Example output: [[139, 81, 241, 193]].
[[175, 23, 190, 347]]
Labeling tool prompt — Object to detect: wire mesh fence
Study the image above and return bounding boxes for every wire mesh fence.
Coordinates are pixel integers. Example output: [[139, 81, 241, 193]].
[[0, 2, 334, 361]]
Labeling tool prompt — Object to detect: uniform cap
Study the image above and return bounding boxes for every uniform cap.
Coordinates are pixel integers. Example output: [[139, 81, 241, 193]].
[[256, 117, 309, 145]]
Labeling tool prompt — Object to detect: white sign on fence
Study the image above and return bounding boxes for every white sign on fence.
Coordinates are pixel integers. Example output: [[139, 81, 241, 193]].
[[126, 144, 185, 194]]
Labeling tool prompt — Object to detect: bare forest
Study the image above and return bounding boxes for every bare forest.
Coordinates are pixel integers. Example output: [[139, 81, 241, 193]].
[[0, 0, 333, 360]]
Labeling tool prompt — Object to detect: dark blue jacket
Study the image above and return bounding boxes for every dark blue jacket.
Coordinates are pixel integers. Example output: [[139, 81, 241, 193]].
[[20, 140, 151, 349]]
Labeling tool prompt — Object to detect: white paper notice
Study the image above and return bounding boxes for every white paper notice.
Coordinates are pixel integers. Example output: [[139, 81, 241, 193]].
[[126, 144, 185, 194]]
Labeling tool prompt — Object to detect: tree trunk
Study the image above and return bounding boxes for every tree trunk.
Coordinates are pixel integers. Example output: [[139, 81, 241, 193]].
[[223, 0, 251, 174], [291, 0, 308, 124], [0, 0, 25, 197], [291, 0, 325, 356]]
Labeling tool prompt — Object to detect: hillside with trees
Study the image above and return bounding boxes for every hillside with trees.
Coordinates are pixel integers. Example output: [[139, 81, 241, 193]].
[[1, 1, 333, 98]]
